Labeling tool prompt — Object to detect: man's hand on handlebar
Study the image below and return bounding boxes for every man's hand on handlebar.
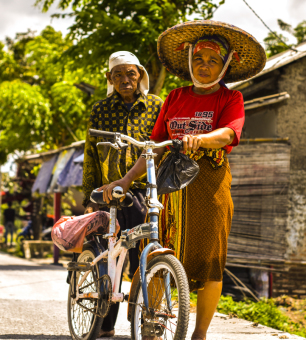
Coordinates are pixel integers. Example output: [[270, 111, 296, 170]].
[[99, 178, 131, 204]]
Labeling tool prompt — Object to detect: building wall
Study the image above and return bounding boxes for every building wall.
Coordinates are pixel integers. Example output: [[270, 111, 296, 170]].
[[243, 108, 278, 138], [233, 58, 306, 298], [277, 57, 306, 261], [228, 142, 290, 259], [273, 58, 306, 298]]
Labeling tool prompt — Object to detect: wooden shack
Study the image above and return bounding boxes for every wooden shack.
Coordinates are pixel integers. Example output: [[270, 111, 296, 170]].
[[224, 41, 306, 299]]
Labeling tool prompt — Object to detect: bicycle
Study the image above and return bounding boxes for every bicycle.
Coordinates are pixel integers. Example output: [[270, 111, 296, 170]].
[[67, 128, 190, 340]]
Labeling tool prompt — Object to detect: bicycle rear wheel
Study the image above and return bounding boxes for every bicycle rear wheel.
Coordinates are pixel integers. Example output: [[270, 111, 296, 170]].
[[68, 246, 103, 340], [130, 254, 190, 340]]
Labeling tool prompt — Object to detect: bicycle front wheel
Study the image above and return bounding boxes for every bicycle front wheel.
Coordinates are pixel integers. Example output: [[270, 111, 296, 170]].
[[67, 246, 103, 340], [130, 254, 190, 340]]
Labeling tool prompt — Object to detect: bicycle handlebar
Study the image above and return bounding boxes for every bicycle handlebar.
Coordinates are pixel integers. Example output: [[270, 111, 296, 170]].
[[88, 128, 173, 149], [88, 129, 117, 139]]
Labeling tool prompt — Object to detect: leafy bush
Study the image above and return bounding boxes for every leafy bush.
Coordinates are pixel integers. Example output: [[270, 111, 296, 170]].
[[217, 296, 306, 337]]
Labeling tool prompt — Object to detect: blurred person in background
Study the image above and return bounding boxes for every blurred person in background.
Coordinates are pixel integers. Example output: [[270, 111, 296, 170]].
[[4, 202, 15, 247]]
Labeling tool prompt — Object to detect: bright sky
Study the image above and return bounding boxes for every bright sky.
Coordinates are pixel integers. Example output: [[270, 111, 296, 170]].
[[0, 0, 305, 47], [213, 0, 306, 45], [0, 0, 74, 42]]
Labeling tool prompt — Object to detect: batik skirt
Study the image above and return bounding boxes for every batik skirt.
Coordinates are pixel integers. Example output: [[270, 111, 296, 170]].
[[158, 155, 233, 292]]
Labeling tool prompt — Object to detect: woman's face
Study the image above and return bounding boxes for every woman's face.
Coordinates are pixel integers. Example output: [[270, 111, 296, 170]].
[[192, 48, 224, 84]]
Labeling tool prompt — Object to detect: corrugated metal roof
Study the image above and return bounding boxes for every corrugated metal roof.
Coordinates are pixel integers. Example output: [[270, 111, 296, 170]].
[[24, 140, 85, 162], [230, 41, 306, 89]]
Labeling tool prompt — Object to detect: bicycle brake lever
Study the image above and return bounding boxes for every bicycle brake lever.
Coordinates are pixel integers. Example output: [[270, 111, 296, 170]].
[[96, 141, 120, 150], [117, 140, 128, 149], [96, 137, 128, 150]]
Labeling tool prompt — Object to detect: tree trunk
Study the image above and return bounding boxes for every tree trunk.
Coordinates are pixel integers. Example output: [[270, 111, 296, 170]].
[[151, 65, 166, 96]]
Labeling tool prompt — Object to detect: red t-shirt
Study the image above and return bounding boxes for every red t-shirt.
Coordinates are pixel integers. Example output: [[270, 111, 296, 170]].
[[150, 86, 245, 153]]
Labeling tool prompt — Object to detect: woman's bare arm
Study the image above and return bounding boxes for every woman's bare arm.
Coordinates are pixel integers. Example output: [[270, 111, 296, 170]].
[[99, 128, 234, 202], [182, 127, 235, 152], [100, 146, 166, 203]]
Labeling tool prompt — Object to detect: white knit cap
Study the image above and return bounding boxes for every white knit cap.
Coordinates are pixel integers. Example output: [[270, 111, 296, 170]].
[[107, 51, 150, 97]]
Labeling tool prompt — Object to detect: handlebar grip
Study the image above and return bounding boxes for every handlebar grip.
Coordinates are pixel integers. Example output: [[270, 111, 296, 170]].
[[112, 186, 125, 198], [89, 129, 116, 139]]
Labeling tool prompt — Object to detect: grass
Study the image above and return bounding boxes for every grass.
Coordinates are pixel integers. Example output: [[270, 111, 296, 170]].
[[185, 294, 306, 337], [274, 295, 306, 333], [190, 291, 198, 310]]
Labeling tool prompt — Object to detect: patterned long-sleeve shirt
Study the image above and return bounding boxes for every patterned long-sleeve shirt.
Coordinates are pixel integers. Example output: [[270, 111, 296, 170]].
[[82, 91, 164, 207]]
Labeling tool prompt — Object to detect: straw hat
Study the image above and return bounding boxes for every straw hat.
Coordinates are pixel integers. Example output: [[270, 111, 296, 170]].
[[157, 20, 266, 83]]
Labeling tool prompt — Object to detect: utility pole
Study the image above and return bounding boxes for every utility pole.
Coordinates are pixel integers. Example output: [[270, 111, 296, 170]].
[[53, 192, 61, 265]]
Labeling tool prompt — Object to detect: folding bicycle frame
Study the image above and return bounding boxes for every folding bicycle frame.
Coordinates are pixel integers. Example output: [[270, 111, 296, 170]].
[[71, 140, 173, 314]]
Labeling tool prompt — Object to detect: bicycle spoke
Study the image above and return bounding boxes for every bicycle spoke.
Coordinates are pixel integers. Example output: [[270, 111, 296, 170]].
[[136, 270, 180, 339], [69, 252, 101, 339]]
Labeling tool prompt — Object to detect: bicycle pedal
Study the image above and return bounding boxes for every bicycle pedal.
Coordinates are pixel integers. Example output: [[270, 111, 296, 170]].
[[67, 261, 92, 272]]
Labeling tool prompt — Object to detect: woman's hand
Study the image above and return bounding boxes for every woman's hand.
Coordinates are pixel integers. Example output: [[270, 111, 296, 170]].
[[182, 128, 235, 151], [182, 134, 204, 152], [99, 177, 131, 204]]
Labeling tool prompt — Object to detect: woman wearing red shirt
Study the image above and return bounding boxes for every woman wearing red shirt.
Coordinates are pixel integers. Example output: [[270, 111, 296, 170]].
[[102, 21, 266, 340]]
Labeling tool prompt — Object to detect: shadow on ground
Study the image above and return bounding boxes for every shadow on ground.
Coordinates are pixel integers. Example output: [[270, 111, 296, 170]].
[[0, 335, 71, 339], [0, 337, 131, 340], [0, 265, 66, 271]]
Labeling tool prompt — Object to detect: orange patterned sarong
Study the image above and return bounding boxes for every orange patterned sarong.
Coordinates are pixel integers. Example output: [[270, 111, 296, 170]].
[[158, 155, 233, 291]]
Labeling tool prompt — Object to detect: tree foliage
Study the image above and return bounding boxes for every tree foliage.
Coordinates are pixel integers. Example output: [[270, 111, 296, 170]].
[[0, 26, 103, 164], [293, 20, 306, 44], [35, 0, 225, 93], [263, 31, 292, 57], [264, 19, 306, 57], [0, 1, 227, 164], [0, 80, 50, 162]]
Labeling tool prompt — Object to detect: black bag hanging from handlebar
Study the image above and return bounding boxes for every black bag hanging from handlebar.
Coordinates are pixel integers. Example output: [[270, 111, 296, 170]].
[[156, 140, 200, 195]]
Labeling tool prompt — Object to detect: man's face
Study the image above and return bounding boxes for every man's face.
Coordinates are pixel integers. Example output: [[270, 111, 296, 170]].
[[106, 64, 143, 99]]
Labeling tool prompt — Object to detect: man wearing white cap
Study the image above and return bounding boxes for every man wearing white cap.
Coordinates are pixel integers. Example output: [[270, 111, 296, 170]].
[[82, 51, 163, 337]]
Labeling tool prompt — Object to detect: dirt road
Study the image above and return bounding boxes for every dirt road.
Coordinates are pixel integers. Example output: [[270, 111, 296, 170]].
[[0, 252, 304, 340]]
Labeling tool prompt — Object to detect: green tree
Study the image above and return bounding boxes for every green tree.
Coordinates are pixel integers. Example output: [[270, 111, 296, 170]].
[[0, 80, 50, 163], [0, 26, 103, 164], [264, 19, 306, 57], [263, 31, 292, 57], [278, 19, 306, 44], [0, 1, 227, 163], [35, 0, 225, 94]]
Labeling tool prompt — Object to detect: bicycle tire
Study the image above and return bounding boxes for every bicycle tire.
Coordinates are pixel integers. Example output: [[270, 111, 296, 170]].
[[130, 254, 190, 340], [67, 245, 103, 340]]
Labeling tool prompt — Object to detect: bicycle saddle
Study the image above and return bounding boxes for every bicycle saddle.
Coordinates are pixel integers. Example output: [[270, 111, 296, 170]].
[[90, 188, 133, 208]]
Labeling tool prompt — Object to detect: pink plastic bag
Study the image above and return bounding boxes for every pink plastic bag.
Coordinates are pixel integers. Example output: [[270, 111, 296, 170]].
[[51, 211, 119, 253]]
